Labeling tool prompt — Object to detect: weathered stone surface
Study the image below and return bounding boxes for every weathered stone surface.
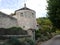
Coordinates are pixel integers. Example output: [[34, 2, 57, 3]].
[[0, 4, 37, 40], [0, 12, 18, 28], [41, 35, 60, 45], [16, 10, 37, 30]]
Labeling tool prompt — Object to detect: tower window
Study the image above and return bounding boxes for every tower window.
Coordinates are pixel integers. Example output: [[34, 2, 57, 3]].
[[23, 26, 25, 28], [32, 13, 34, 15], [32, 13, 34, 17], [20, 13, 23, 16]]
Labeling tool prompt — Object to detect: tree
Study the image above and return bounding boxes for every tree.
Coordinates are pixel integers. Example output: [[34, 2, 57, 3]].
[[35, 17, 54, 41], [2, 37, 34, 45], [47, 0, 60, 29], [3, 37, 25, 45]]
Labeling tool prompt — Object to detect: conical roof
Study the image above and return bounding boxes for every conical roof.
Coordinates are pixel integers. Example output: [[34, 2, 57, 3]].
[[16, 4, 34, 11], [19, 7, 32, 10]]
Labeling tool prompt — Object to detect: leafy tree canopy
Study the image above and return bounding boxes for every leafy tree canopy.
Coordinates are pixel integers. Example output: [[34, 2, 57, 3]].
[[35, 17, 54, 41], [47, 0, 60, 29]]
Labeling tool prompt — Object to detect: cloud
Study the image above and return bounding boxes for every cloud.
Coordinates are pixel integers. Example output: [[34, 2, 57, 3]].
[[0, 0, 47, 18], [25, 0, 47, 17], [0, 9, 14, 14]]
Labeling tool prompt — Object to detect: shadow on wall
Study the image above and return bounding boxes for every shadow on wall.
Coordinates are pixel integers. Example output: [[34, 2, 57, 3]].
[[0, 27, 27, 35]]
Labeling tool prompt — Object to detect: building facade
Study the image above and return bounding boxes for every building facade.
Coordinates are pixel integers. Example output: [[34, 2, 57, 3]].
[[15, 4, 37, 30], [0, 4, 37, 40], [0, 12, 18, 28]]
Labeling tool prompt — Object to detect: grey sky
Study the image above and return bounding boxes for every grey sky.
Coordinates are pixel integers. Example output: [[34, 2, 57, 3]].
[[0, 0, 47, 18]]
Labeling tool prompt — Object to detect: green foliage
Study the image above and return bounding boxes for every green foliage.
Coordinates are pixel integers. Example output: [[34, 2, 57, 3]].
[[2, 37, 34, 45], [35, 17, 55, 41], [25, 39, 34, 45], [0, 27, 27, 40], [0, 27, 27, 35], [47, 0, 60, 29], [35, 29, 54, 41], [3, 37, 25, 45], [8, 27, 23, 30], [36, 17, 52, 31]]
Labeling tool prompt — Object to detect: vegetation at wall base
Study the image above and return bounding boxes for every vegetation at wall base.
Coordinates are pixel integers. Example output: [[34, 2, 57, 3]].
[[2, 37, 34, 45], [0, 27, 27, 35], [35, 17, 59, 41]]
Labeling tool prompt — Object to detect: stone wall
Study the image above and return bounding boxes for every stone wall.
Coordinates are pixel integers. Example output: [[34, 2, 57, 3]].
[[16, 10, 37, 30], [0, 12, 18, 28]]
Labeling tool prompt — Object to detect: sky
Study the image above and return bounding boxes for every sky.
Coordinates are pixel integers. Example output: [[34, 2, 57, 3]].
[[0, 0, 47, 18]]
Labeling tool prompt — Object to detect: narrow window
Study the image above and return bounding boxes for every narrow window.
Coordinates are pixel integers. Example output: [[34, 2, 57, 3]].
[[23, 26, 25, 28], [20, 13, 23, 16], [32, 13, 34, 17], [32, 13, 34, 15]]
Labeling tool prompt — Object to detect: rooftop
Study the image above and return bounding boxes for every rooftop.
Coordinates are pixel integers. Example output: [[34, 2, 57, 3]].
[[16, 4, 34, 11]]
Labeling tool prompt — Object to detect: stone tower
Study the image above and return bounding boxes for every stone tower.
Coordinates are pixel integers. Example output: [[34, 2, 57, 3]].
[[15, 4, 37, 30], [15, 4, 37, 40]]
